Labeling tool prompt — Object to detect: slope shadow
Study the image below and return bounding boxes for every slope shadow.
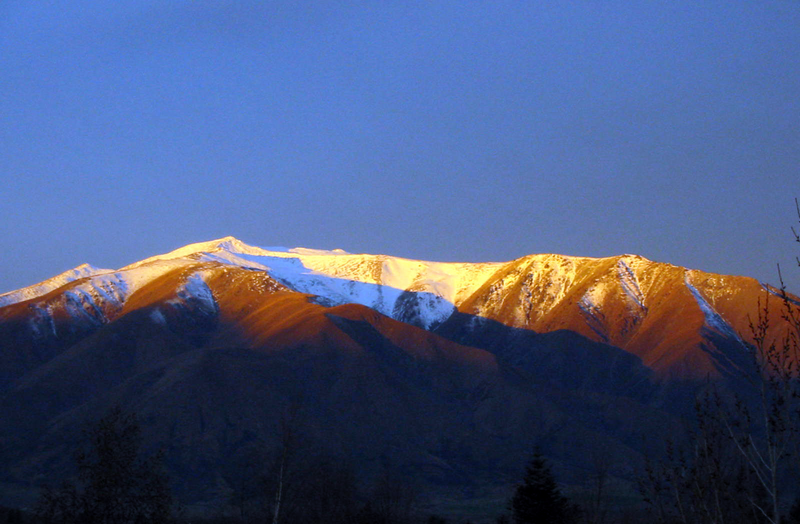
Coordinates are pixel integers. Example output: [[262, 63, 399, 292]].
[[243, 264, 749, 402], [432, 311, 659, 402], [1, 259, 750, 410], [0, 275, 743, 509], [264, 266, 760, 411]]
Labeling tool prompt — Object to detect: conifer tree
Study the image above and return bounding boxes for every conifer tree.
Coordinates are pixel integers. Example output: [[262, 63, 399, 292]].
[[510, 450, 576, 524]]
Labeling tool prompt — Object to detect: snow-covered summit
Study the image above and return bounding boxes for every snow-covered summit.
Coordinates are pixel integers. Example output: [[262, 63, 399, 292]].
[[0, 263, 110, 308], [116, 236, 505, 329], [1, 237, 773, 381], [0, 238, 661, 321], [124, 236, 349, 268], [0, 237, 508, 329], [0, 237, 748, 341]]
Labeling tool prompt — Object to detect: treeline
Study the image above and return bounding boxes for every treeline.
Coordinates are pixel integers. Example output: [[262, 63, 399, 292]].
[[10, 310, 800, 523], [0, 404, 642, 524], [12, 394, 800, 524], [15, 405, 418, 524]]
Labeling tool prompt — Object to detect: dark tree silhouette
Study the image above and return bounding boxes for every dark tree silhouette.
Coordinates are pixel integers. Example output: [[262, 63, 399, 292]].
[[360, 468, 416, 524], [36, 406, 172, 524], [510, 450, 576, 524], [786, 495, 800, 524], [0, 507, 23, 524]]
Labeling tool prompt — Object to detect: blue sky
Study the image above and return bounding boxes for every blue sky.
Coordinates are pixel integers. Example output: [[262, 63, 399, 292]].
[[1, 1, 799, 293]]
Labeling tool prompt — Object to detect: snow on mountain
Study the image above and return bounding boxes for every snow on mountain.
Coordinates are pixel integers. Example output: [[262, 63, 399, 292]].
[[2, 236, 790, 384], [169, 271, 219, 317], [0, 237, 769, 349], [0, 237, 708, 332], [111, 236, 506, 329], [617, 258, 647, 312], [0, 263, 109, 308], [684, 270, 742, 341], [579, 282, 614, 342], [6, 239, 792, 513]]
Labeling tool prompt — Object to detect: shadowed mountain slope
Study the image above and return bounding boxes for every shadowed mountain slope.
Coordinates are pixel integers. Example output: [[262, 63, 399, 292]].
[[0, 238, 793, 510]]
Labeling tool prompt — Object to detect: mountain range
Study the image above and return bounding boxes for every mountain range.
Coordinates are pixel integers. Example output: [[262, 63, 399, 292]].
[[0, 237, 793, 514]]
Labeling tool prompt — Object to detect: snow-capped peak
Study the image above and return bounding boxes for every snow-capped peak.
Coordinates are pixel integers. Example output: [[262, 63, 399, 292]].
[[4, 238, 737, 339], [0, 263, 110, 308], [120, 237, 349, 269]]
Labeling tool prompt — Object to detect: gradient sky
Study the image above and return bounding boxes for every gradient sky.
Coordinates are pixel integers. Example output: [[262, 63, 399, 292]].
[[1, 1, 799, 294]]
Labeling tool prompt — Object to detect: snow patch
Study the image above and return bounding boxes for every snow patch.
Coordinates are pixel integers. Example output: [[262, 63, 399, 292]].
[[761, 284, 800, 307], [149, 308, 167, 326], [579, 286, 602, 318], [0, 263, 110, 308], [578, 284, 610, 341], [87, 273, 130, 307], [28, 304, 57, 339], [685, 272, 740, 339], [617, 259, 646, 310], [169, 272, 219, 316], [63, 289, 106, 325]]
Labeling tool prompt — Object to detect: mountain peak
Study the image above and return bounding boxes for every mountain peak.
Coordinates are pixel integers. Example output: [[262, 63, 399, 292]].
[[0, 245, 791, 515], [138, 237, 351, 263], [0, 262, 109, 308], [0, 235, 785, 381]]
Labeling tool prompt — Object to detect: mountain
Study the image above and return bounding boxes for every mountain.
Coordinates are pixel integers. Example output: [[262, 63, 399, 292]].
[[0, 237, 792, 513]]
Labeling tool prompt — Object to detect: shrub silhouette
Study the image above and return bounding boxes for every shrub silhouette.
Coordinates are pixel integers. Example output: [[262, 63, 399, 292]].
[[36, 406, 172, 524]]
